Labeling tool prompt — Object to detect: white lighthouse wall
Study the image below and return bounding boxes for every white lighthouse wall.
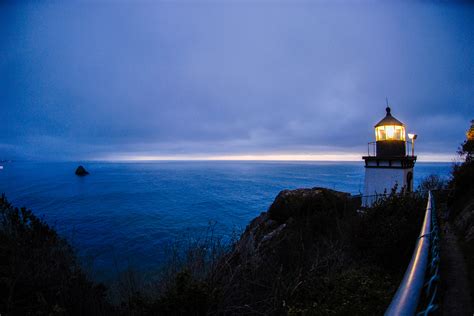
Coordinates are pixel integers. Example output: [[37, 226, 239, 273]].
[[362, 167, 413, 206]]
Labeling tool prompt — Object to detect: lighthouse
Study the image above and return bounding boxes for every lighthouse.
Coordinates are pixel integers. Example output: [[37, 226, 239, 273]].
[[362, 106, 417, 206]]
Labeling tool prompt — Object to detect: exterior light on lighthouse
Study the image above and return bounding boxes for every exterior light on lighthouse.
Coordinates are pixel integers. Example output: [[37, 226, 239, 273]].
[[408, 133, 417, 157]]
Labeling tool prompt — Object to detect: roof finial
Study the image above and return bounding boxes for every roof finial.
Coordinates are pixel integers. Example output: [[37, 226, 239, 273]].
[[385, 98, 391, 115]]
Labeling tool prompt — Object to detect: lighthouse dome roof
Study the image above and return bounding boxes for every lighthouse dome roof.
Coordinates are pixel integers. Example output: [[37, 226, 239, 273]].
[[375, 107, 404, 127]]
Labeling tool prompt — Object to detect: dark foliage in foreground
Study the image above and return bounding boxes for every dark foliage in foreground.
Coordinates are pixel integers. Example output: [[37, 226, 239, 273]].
[[286, 188, 425, 315], [0, 195, 112, 315], [449, 139, 474, 303], [0, 187, 428, 316], [449, 160, 474, 220], [149, 270, 210, 315], [353, 187, 425, 272], [163, 188, 424, 315], [417, 174, 447, 194], [450, 137, 474, 220]]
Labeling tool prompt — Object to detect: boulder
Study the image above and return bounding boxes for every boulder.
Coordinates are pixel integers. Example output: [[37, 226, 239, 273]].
[[227, 187, 351, 267], [210, 187, 356, 313], [75, 165, 89, 176], [268, 187, 350, 222]]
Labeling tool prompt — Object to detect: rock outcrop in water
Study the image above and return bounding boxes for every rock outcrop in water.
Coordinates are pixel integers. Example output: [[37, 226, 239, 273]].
[[75, 165, 89, 176]]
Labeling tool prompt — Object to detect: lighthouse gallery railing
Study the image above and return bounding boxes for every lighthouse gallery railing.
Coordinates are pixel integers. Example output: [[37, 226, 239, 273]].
[[385, 191, 439, 315], [366, 140, 414, 157]]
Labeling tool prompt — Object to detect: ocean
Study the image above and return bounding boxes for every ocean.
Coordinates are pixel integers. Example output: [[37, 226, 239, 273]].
[[0, 161, 451, 281]]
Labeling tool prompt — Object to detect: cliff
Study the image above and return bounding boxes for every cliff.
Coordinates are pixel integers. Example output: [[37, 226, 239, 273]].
[[203, 187, 423, 315], [219, 188, 352, 274]]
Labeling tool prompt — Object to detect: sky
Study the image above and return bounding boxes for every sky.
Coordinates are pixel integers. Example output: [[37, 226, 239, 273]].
[[1, 1, 473, 162]]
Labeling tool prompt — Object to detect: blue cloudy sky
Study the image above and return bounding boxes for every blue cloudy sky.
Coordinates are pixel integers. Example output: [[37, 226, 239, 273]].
[[1, 1, 473, 161]]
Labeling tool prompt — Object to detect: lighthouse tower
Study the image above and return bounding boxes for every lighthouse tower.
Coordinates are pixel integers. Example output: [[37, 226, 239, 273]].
[[362, 107, 417, 206]]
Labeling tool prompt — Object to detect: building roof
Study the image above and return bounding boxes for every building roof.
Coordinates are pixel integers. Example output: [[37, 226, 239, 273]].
[[374, 107, 405, 127]]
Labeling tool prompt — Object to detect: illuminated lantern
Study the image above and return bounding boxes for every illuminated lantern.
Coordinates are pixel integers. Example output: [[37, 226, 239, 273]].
[[362, 106, 417, 207], [374, 107, 406, 156]]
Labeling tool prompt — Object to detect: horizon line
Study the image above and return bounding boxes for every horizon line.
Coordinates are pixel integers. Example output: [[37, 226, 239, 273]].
[[94, 152, 457, 163]]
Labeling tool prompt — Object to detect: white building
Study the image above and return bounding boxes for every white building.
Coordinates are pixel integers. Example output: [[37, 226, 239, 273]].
[[362, 107, 417, 206]]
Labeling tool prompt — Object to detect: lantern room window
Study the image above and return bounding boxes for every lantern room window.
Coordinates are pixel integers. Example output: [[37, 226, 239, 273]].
[[375, 125, 406, 141]]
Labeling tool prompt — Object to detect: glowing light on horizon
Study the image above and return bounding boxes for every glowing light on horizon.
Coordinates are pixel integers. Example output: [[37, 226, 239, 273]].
[[96, 152, 455, 163], [103, 153, 362, 162]]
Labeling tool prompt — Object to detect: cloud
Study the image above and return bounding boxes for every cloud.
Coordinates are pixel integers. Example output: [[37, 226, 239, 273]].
[[0, 1, 473, 161]]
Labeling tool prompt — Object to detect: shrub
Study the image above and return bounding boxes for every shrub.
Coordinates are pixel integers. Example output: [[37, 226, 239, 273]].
[[448, 160, 474, 218], [113, 224, 232, 315], [0, 195, 112, 315], [417, 174, 447, 193], [448, 146, 474, 304], [352, 188, 426, 273], [148, 270, 210, 315], [288, 266, 396, 316]]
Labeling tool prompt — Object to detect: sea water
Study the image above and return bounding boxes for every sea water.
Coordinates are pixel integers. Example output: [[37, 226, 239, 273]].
[[0, 161, 451, 281]]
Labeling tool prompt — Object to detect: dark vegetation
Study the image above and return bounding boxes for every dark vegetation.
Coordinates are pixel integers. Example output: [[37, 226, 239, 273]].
[[0, 195, 112, 315], [448, 137, 474, 302], [1, 186, 427, 315], [201, 187, 426, 315]]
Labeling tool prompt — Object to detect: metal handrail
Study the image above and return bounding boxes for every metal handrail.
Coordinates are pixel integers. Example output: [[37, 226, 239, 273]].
[[367, 141, 377, 156], [385, 191, 434, 316]]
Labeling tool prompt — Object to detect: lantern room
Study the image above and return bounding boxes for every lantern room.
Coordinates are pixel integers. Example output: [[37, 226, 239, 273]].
[[375, 107, 406, 141], [375, 125, 406, 141], [374, 107, 407, 157]]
